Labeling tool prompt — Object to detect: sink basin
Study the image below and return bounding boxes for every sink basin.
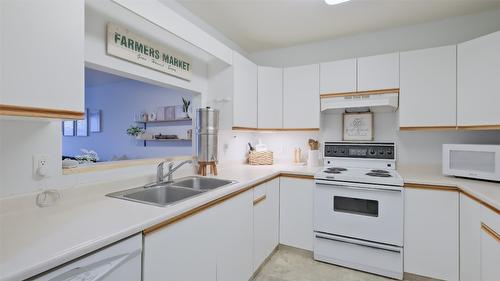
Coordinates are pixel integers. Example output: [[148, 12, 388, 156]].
[[171, 176, 235, 190], [106, 176, 236, 207], [107, 185, 204, 207]]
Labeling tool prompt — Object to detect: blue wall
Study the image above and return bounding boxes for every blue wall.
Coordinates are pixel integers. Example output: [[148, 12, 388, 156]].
[[62, 79, 193, 161]]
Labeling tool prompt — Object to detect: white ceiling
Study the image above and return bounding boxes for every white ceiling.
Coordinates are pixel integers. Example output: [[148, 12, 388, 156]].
[[176, 0, 500, 53]]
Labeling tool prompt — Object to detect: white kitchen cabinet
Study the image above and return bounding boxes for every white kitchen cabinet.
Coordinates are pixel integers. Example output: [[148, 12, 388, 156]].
[[216, 189, 254, 281], [279, 177, 314, 251], [460, 193, 481, 281], [357, 53, 399, 91], [0, 0, 84, 114], [253, 178, 280, 271], [320, 58, 357, 94], [283, 64, 320, 129], [258, 66, 283, 129], [143, 207, 217, 281], [404, 188, 459, 281], [233, 51, 258, 128], [457, 30, 500, 127], [480, 204, 500, 281], [400, 46, 457, 128]]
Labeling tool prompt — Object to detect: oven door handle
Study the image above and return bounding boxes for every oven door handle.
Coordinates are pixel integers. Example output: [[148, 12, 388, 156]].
[[315, 233, 402, 253], [315, 182, 402, 193]]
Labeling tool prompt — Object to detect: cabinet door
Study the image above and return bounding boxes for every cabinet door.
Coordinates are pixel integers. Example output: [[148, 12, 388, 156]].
[[404, 188, 459, 281], [400, 46, 457, 128], [279, 177, 314, 251], [283, 64, 320, 129], [0, 0, 84, 113], [320, 59, 357, 94], [143, 208, 217, 281], [216, 189, 254, 281], [357, 53, 399, 91], [457, 31, 500, 127], [258, 66, 283, 129], [233, 51, 257, 128], [460, 193, 481, 281], [253, 178, 280, 271], [480, 205, 500, 281]]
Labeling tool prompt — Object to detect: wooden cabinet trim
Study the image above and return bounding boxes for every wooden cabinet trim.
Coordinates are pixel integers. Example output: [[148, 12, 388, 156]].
[[481, 222, 500, 243], [405, 183, 499, 214], [320, 88, 399, 99], [232, 127, 320, 132], [400, 126, 457, 131], [404, 183, 459, 192], [253, 195, 267, 206], [462, 191, 500, 215], [457, 125, 500, 131], [280, 173, 315, 180], [0, 104, 84, 119]]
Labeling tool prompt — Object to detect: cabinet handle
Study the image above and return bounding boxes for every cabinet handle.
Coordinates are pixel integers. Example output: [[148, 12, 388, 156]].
[[253, 195, 266, 205], [481, 222, 500, 243]]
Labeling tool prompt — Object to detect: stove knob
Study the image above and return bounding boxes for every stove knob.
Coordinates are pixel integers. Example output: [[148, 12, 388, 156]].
[[341, 149, 346, 154], [369, 149, 376, 155], [387, 150, 393, 155], [379, 150, 384, 155]]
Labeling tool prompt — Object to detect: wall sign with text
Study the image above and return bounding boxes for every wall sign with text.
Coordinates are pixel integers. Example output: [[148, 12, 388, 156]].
[[107, 23, 192, 81]]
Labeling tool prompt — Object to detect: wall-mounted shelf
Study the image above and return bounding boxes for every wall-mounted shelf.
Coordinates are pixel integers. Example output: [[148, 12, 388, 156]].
[[135, 118, 193, 146], [135, 118, 192, 124]]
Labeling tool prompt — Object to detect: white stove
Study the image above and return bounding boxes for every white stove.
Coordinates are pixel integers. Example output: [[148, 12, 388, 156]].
[[313, 142, 404, 280]]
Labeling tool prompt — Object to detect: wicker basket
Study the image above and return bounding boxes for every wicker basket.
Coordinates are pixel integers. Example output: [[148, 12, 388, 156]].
[[248, 151, 273, 165]]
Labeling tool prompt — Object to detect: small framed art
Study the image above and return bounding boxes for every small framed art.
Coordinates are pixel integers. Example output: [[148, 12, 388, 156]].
[[343, 112, 373, 141]]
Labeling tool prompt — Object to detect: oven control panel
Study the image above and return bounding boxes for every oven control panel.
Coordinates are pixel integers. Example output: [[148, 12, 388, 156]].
[[324, 142, 395, 160]]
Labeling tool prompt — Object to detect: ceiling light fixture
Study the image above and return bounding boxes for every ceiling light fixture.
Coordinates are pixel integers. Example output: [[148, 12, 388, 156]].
[[325, 0, 351, 5]]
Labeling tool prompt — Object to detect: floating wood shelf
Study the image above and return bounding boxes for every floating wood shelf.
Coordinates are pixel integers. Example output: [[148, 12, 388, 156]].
[[135, 118, 192, 124]]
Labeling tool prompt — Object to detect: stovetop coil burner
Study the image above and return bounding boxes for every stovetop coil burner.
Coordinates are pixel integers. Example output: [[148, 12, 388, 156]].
[[324, 167, 348, 174], [371, 169, 389, 174], [366, 172, 392, 177]]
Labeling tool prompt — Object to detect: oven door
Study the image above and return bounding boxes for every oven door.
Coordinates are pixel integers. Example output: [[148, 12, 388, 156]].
[[314, 181, 403, 246]]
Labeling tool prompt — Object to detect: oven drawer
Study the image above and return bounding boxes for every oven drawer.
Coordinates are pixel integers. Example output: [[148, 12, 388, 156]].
[[314, 232, 403, 280], [314, 183, 403, 246]]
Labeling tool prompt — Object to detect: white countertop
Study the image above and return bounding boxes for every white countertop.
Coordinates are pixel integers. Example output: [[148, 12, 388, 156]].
[[0, 163, 498, 281]]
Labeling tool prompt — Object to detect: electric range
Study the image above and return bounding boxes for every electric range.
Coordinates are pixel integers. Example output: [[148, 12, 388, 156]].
[[313, 142, 404, 280]]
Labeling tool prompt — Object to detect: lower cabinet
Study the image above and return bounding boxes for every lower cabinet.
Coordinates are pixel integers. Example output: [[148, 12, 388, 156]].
[[462, 192, 500, 281], [460, 193, 481, 280], [404, 188, 459, 281], [279, 177, 314, 250], [143, 205, 218, 281], [253, 178, 280, 271], [216, 189, 254, 281]]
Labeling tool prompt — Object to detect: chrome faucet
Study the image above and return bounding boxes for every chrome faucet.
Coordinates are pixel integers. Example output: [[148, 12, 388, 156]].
[[156, 160, 193, 184]]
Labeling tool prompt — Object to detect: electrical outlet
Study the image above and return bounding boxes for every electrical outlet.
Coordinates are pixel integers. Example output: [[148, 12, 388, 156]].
[[33, 154, 49, 177]]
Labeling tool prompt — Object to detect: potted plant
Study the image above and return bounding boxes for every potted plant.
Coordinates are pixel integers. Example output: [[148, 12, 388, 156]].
[[182, 97, 191, 119], [126, 125, 144, 139]]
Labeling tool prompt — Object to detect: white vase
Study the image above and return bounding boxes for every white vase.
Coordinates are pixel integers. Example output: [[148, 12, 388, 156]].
[[307, 150, 320, 167]]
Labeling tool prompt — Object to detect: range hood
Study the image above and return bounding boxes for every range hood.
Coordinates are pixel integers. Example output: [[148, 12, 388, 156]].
[[320, 92, 399, 113]]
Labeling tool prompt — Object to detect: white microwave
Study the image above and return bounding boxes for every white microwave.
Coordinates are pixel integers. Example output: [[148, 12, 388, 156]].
[[443, 144, 500, 182]]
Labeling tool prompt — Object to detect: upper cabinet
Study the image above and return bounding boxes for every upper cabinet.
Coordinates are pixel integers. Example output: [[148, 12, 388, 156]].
[[320, 59, 357, 94], [283, 64, 320, 129], [0, 0, 84, 119], [458, 31, 500, 129], [232, 52, 258, 128], [258, 66, 283, 129], [400, 45, 457, 129], [357, 53, 399, 91]]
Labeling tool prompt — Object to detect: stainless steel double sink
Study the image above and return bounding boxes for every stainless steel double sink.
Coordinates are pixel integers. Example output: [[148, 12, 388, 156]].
[[106, 176, 236, 207]]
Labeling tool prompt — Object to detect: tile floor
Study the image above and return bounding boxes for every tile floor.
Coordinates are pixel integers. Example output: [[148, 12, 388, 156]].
[[252, 246, 408, 281]]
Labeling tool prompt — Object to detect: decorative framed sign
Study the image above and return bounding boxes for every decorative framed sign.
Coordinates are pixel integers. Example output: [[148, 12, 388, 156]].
[[76, 109, 88, 137], [62, 121, 75, 136], [107, 23, 192, 81], [343, 112, 373, 141], [89, 109, 101, 133]]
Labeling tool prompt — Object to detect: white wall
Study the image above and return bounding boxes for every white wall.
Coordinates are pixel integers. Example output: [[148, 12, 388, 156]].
[[63, 79, 194, 161], [0, 0, 211, 198], [251, 8, 500, 67], [85, 0, 209, 94], [320, 112, 500, 166]]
